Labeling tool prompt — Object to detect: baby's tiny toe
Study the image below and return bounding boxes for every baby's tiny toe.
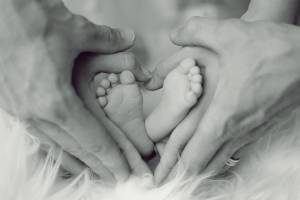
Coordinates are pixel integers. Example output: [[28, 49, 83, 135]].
[[100, 79, 111, 89], [108, 73, 119, 84], [181, 58, 196, 68], [120, 70, 135, 84], [96, 87, 106, 97], [185, 91, 197, 105], [98, 97, 108, 107], [192, 74, 202, 83], [190, 66, 200, 75], [191, 83, 202, 96], [94, 73, 108, 84], [179, 58, 196, 73]]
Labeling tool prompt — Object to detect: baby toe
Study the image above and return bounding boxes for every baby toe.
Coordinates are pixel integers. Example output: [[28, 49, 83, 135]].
[[100, 78, 111, 89], [120, 70, 135, 84], [179, 58, 196, 73], [98, 97, 108, 107], [108, 73, 119, 84], [185, 91, 198, 105], [191, 74, 202, 83], [94, 73, 108, 85], [96, 87, 106, 97], [190, 66, 200, 75], [191, 83, 202, 97]]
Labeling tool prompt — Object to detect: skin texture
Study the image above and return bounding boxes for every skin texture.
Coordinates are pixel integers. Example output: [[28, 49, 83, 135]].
[[0, 0, 151, 184], [147, 0, 300, 184]]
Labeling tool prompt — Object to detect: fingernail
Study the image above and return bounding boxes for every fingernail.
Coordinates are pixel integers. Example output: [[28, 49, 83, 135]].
[[120, 29, 135, 43]]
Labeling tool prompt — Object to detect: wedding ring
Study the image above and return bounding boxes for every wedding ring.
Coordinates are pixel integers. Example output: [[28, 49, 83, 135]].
[[225, 157, 240, 167]]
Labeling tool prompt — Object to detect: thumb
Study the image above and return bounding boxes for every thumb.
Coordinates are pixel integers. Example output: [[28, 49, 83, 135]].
[[75, 52, 152, 82], [170, 17, 221, 51], [76, 17, 136, 53]]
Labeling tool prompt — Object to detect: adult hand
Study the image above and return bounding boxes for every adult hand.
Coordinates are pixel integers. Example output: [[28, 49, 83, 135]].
[[0, 0, 150, 183], [149, 0, 300, 184], [152, 18, 300, 183]]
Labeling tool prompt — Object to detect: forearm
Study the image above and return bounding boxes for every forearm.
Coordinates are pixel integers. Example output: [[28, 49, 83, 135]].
[[242, 0, 300, 23]]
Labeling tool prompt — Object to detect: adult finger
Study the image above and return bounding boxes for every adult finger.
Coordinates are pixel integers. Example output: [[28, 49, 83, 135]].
[[72, 15, 135, 54], [170, 17, 223, 52], [101, 115, 152, 176], [29, 115, 120, 183], [176, 97, 233, 177], [155, 137, 169, 156], [76, 52, 151, 82], [203, 141, 241, 175], [242, 0, 300, 23], [27, 125, 86, 176], [204, 116, 279, 174], [146, 47, 216, 90], [154, 48, 219, 184]]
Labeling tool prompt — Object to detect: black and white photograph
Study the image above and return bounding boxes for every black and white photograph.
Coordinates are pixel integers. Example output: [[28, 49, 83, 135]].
[[1, 0, 300, 199]]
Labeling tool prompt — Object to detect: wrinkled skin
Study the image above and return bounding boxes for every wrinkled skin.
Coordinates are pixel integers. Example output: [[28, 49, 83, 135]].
[[0, 0, 151, 183]]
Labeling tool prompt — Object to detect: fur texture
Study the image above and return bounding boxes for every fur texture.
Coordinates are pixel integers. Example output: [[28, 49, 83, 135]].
[[1, 108, 300, 200]]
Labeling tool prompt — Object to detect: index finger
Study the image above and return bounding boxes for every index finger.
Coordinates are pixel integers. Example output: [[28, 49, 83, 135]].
[[74, 15, 136, 54], [178, 98, 232, 177]]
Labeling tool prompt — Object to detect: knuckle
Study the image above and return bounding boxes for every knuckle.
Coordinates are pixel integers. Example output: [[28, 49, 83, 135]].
[[100, 25, 116, 41], [98, 26, 122, 50]]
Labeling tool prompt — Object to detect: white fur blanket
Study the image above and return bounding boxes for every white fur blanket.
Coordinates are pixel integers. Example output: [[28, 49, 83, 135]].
[[1, 107, 300, 200]]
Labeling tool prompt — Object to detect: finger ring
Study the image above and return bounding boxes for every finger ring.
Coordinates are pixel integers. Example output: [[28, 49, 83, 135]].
[[225, 157, 240, 167]]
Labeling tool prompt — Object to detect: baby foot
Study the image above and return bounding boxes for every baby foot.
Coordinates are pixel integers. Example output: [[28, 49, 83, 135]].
[[145, 58, 203, 142], [95, 71, 154, 158]]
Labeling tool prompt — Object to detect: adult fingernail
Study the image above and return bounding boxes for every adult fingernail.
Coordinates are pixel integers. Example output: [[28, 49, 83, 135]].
[[120, 29, 135, 43]]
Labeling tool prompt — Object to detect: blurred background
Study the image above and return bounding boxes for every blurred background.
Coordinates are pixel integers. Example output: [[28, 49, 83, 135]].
[[64, 0, 250, 70]]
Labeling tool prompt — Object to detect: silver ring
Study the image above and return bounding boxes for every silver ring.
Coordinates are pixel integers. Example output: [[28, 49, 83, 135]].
[[225, 157, 240, 167]]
